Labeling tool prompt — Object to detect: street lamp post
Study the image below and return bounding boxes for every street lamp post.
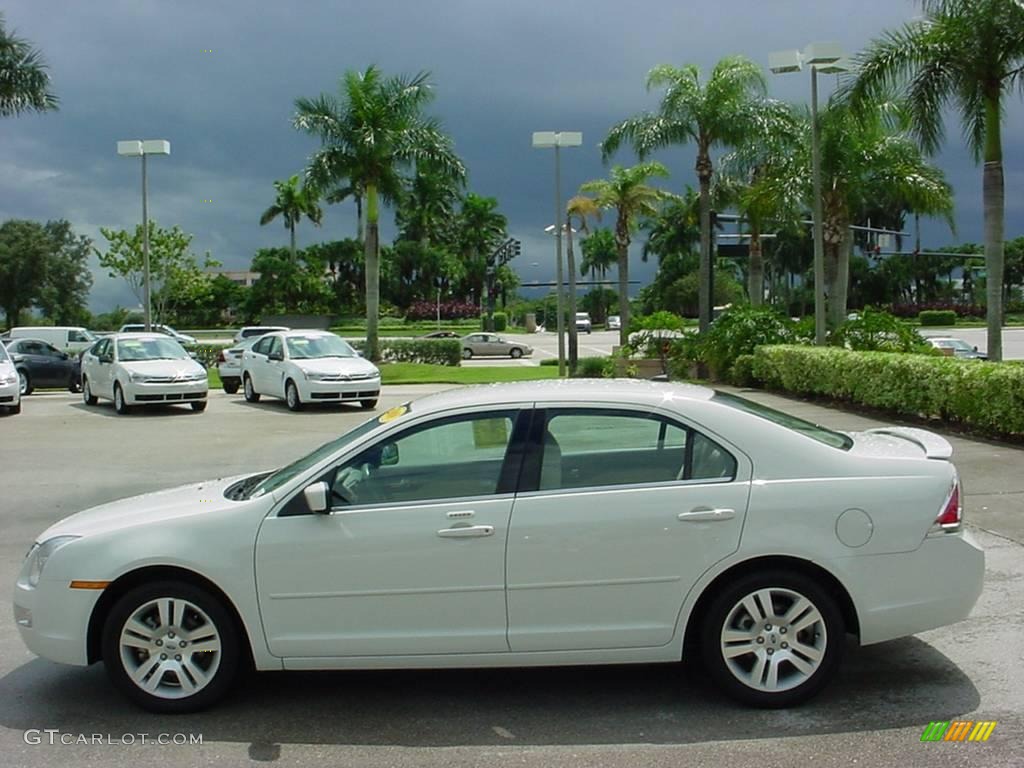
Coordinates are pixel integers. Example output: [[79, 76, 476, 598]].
[[769, 43, 847, 346], [117, 139, 171, 332], [532, 131, 582, 377]]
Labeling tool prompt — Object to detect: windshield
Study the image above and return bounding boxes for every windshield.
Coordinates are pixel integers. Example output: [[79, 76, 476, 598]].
[[286, 334, 356, 359], [936, 339, 971, 351], [712, 391, 853, 451], [117, 337, 190, 361], [248, 403, 412, 499]]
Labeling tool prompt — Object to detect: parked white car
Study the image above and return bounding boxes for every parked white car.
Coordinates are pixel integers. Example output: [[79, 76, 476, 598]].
[[607, 315, 622, 331], [575, 312, 592, 334], [241, 330, 380, 411], [13, 380, 982, 713], [80, 333, 208, 415], [0, 342, 20, 415], [232, 325, 289, 344], [118, 324, 198, 346], [216, 337, 260, 394]]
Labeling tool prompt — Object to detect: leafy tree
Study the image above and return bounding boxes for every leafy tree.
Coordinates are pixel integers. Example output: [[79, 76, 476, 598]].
[[603, 56, 768, 332], [36, 220, 93, 325], [580, 163, 669, 344], [564, 195, 601, 370], [396, 160, 463, 248], [0, 12, 58, 117], [95, 223, 217, 323], [847, 0, 1024, 361], [452, 192, 507, 304], [0, 219, 50, 327], [259, 174, 323, 263], [294, 66, 465, 361], [246, 247, 332, 318], [580, 228, 618, 323]]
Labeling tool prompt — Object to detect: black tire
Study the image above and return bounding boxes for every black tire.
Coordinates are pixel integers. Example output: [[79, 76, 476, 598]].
[[82, 376, 98, 406], [7, 401, 20, 415], [510, 348, 523, 359], [113, 383, 131, 415], [191, 400, 207, 412], [101, 580, 241, 714], [18, 369, 32, 396], [462, 348, 473, 359], [68, 375, 81, 393], [222, 379, 240, 395], [243, 375, 260, 403], [700, 570, 844, 708], [360, 399, 378, 410], [285, 379, 303, 412]]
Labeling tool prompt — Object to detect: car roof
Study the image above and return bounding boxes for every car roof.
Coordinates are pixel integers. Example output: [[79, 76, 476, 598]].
[[408, 379, 715, 414], [109, 332, 178, 340]]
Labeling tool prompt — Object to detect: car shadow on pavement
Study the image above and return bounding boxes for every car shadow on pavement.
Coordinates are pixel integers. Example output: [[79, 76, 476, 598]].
[[65, 403, 205, 419], [225, 398, 375, 415], [0, 637, 979, 748]]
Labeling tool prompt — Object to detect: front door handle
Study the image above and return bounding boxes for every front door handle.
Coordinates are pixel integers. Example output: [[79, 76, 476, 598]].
[[678, 507, 736, 522], [437, 525, 494, 538]]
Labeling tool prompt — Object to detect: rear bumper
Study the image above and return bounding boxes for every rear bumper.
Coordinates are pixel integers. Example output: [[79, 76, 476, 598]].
[[839, 530, 984, 645]]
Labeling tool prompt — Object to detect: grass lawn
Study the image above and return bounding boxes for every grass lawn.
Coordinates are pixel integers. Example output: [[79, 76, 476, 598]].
[[380, 363, 560, 385]]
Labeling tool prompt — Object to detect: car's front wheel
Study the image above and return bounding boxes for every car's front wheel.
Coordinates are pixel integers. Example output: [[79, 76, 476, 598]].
[[700, 570, 844, 708], [285, 379, 303, 412], [222, 379, 240, 395], [101, 581, 241, 713], [82, 377, 98, 406], [113, 383, 130, 415], [360, 399, 377, 410], [510, 348, 523, 359], [462, 348, 473, 359], [18, 369, 32, 396], [243, 375, 260, 403], [190, 401, 207, 413]]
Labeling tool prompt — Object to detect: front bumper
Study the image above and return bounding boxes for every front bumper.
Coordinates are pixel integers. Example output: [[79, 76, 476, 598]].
[[839, 530, 985, 645], [0, 379, 19, 405], [124, 378, 208, 404], [13, 575, 98, 666], [298, 377, 381, 402]]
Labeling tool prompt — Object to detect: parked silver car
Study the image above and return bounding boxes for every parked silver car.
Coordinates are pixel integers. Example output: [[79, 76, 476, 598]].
[[460, 333, 533, 359]]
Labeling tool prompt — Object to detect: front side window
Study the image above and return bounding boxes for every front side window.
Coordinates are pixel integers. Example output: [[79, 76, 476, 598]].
[[268, 337, 283, 358], [330, 410, 519, 507], [252, 336, 273, 355]]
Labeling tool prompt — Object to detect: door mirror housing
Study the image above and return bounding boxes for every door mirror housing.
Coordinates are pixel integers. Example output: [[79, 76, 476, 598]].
[[380, 443, 400, 466], [303, 481, 330, 514], [269, 350, 284, 362]]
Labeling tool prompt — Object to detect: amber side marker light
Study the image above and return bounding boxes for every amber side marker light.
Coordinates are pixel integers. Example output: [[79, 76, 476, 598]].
[[69, 581, 111, 590]]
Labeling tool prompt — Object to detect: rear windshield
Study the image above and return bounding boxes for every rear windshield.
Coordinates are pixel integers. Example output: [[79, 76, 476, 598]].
[[713, 392, 853, 451]]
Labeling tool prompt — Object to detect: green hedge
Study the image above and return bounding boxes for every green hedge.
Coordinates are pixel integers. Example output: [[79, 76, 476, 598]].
[[751, 345, 1024, 437], [919, 309, 957, 326], [358, 338, 461, 366], [190, 343, 231, 368], [492, 312, 508, 332]]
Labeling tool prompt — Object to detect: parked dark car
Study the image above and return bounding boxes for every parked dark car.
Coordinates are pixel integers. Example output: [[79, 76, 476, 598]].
[[417, 331, 462, 339], [3, 338, 80, 395]]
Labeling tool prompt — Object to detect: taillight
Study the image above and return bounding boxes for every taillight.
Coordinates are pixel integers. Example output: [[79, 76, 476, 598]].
[[935, 481, 962, 531], [216, 351, 225, 363]]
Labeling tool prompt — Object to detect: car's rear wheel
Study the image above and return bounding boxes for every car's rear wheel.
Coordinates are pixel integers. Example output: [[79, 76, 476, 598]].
[[700, 571, 844, 708], [360, 399, 377, 410], [190, 401, 207, 413], [462, 348, 473, 359], [101, 581, 240, 713], [285, 380, 303, 412], [510, 348, 523, 359], [82, 377, 98, 406], [18, 369, 32, 396], [222, 379, 239, 395], [68, 374, 81, 393], [243, 375, 260, 403], [113, 383, 131, 415]]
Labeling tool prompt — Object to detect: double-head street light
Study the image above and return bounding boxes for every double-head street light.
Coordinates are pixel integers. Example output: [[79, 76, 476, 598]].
[[532, 131, 582, 377], [769, 43, 848, 346], [117, 139, 171, 332]]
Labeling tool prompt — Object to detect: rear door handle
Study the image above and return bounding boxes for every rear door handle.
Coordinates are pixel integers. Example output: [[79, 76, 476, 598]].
[[437, 525, 494, 538], [677, 508, 736, 522]]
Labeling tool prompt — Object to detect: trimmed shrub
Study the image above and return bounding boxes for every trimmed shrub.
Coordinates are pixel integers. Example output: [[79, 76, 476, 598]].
[[673, 305, 798, 379], [573, 356, 609, 378], [352, 338, 461, 366], [539, 358, 559, 366], [919, 309, 957, 326], [830, 308, 929, 353], [405, 300, 480, 321], [492, 312, 508, 332], [728, 354, 757, 387], [752, 345, 1024, 437]]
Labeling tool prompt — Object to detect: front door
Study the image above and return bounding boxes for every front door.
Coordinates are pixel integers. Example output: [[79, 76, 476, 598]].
[[506, 406, 750, 651], [255, 407, 528, 658]]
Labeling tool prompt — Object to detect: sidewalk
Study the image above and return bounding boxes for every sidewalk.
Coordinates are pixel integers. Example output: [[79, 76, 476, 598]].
[[717, 385, 1024, 544]]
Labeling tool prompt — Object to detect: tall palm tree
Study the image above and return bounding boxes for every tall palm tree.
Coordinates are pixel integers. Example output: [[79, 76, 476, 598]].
[[397, 160, 464, 248], [0, 13, 58, 117], [294, 66, 465, 361], [846, 0, 1024, 362], [564, 195, 601, 371], [259, 175, 323, 265], [580, 228, 618, 323], [454, 192, 507, 304], [580, 163, 669, 346], [602, 56, 767, 332]]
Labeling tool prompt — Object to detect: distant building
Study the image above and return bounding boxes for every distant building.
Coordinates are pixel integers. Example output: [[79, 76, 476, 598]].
[[209, 269, 260, 287]]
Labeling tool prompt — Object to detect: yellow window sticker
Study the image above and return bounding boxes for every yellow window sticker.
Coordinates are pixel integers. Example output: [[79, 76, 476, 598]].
[[473, 418, 509, 449]]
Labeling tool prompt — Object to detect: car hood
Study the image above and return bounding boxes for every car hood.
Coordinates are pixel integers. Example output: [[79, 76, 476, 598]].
[[292, 358, 379, 376], [119, 359, 205, 377], [37, 474, 254, 541]]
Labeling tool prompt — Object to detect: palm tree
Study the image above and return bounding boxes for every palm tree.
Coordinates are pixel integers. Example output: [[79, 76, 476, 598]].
[[294, 66, 465, 361], [259, 175, 323, 265], [580, 228, 618, 323], [565, 195, 601, 371], [454, 192, 507, 305], [397, 160, 464, 248], [580, 163, 669, 346], [602, 56, 767, 332], [0, 13, 58, 117], [846, 0, 1024, 361]]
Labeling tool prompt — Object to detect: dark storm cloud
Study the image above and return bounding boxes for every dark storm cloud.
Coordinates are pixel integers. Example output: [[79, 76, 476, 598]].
[[1, 0, 1020, 309]]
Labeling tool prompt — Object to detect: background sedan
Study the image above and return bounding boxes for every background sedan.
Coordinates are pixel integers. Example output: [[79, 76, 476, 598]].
[[3, 338, 79, 395], [460, 333, 533, 359]]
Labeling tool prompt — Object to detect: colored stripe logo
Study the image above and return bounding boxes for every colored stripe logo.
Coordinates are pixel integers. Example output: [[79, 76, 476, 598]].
[[921, 721, 997, 742]]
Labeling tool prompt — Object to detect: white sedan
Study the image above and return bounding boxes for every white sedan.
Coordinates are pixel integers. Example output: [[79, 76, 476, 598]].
[[80, 333, 208, 414], [241, 330, 380, 411], [12, 380, 983, 713], [0, 342, 20, 415]]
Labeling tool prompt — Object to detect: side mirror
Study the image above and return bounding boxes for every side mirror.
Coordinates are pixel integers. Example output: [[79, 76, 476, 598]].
[[354, 350, 363, 358], [189, 351, 199, 359], [973, 345, 979, 352], [380, 443, 399, 466], [303, 481, 330, 514], [269, 351, 284, 362]]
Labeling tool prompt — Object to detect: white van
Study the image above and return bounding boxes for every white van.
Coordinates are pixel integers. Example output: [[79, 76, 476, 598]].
[[9, 326, 98, 353]]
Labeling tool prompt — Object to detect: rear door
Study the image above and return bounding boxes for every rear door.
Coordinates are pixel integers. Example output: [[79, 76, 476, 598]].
[[505, 405, 751, 652]]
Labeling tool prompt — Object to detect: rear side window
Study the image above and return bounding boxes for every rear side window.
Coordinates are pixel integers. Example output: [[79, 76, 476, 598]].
[[713, 392, 852, 450]]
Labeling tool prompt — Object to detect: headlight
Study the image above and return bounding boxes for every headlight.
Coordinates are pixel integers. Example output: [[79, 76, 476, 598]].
[[26, 536, 79, 587], [129, 373, 152, 383], [368, 370, 381, 378], [0, 372, 16, 385], [186, 371, 207, 381], [303, 370, 326, 381]]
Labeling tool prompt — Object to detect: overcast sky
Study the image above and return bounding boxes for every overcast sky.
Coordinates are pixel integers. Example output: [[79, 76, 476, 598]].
[[2, 0, 1022, 311]]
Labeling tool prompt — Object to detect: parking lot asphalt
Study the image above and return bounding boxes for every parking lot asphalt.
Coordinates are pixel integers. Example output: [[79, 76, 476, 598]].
[[0, 386, 1021, 768]]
